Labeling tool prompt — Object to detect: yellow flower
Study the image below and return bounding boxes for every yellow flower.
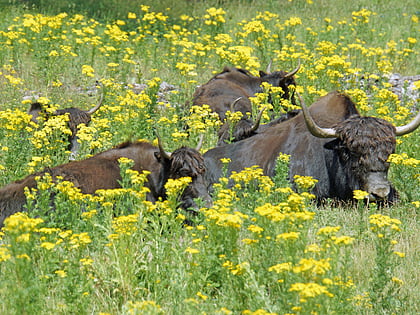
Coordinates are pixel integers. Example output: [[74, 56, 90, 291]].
[[353, 189, 369, 200], [276, 232, 300, 241], [277, 152, 290, 163], [165, 177, 192, 197], [391, 277, 404, 285], [16, 254, 31, 260], [289, 282, 334, 299], [317, 226, 341, 236], [3, 213, 44, 233], [196, 292, 208, 300], [331, 236, 354, 245], [393, 251, 405, 258], [293, 175, 318, 190], [242, 238, 258, 245], [247, 225, 264, 234], [305, 243, 322, 253], [185, 247, 200, 254], [268, 262, 292, 273], [369, 214, 401, 233], [82, 65, 95, 77], [293, 258, 331, 275], [80, 258, 94, 265], [0, 246, 12, 262], [55, 270, 67, 278], [407, 37, 417, 44], [40, 242, 56, 250]]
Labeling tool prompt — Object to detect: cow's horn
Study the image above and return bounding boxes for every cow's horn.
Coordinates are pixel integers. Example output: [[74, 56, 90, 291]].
[[157, 135, 171, 160], [266, 59, 273, 73], [297, 92, 337, 138], [284, 61, 301, 78], [230, 97, 242, 112], [85, 89, 104, 114], [249, 107, 266, 133], [195, 134, 204, 151], [395, 110, 420, 136]]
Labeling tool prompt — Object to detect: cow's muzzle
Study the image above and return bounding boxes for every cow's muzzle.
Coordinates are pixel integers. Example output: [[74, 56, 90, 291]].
[[364, 172, 391, 201]]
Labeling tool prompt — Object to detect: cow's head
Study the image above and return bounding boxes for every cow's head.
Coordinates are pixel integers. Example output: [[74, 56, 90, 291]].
[[28, 95, 103, 125], [158, 137, 212, 210], [259, 62, 300, 103], [298, 93, 420, 201]]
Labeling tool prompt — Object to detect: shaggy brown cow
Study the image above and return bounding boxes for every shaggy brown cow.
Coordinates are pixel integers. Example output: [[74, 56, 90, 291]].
[[204, 91, 420, 202], [0, 140, 211, 227], [192, 63, 300, 144], [28, 93, 103, 159]]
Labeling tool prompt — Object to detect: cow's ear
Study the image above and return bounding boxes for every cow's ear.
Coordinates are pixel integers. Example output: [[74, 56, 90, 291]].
[[259, 70, 267, 77], [324, 139, 341, 150], [154, 151, 162, 162], [155, 151, 171, 163]]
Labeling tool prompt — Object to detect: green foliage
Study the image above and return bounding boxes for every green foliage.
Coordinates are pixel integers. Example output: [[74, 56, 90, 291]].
[[0, 0, 419, 314]]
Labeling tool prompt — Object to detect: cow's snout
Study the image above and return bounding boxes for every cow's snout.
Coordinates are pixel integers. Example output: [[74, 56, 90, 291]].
[[365, 172, 391, 200]]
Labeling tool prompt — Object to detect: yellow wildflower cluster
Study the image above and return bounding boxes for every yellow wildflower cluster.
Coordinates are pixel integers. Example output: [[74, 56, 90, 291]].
[[0, 109, 31, 131], [289, 282, 334, 301], [353, 189, 369, 200], [108, 214, 139, 241], [184, 105, 221, 134], [203, 7, 226, 26], [0, 4, 417, 313], [387, 153, 419, 167], [204, 185, 248, 229], [2, 212, 44, 234], [164, 177, 192, 198], [230, 165, 273, 193], [222, 260, 249, 275], [369, 214, 401, 233], [293, 175, 318, 191]]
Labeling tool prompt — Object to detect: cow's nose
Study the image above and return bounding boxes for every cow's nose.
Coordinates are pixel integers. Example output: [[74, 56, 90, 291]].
[[370, 186, 390, 200], [203, 196, 213, 208]]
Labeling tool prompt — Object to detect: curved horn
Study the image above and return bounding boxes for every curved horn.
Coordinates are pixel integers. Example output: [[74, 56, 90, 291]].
[[284, 61, 301, 78], [297, 92, 337, 138], [195, 134, 204, 151], [157, 135, 171, 160], [249, 107, 266, 133], [230, 97, 243, 112], [395, 110, 420, 136], [85, 89, 104, 114], [266, 59, 273, 73]]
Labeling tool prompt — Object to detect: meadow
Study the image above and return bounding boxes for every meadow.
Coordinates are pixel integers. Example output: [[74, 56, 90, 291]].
[[0, 0, 419, 314]]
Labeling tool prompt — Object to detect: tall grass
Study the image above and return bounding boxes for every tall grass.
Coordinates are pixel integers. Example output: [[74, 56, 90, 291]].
[[0, 0, 419, 314]]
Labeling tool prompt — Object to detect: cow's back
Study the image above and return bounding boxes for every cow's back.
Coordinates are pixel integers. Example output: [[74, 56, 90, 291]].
[[203, 91, 357, 195]]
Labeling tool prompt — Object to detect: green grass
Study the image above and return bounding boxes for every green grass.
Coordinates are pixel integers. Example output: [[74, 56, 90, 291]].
[[0, 0, 419, 314]]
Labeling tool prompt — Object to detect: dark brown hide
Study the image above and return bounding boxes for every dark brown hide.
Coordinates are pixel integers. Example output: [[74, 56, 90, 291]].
[[0, 141, 212, 227], [204, 91, 403, 202], [192, 66, 298, 144], [0, 141, 168, 227]]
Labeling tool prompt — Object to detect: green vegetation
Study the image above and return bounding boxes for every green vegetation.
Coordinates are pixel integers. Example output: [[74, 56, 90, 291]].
[[0, 0, 419, 314]]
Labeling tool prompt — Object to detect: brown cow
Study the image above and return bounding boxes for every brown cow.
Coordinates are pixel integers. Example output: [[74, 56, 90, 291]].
[[0, 140, 211, 227], [204, 91, 420, 202], [192, 63, 300, 144], [28, 93, 103, 159]]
